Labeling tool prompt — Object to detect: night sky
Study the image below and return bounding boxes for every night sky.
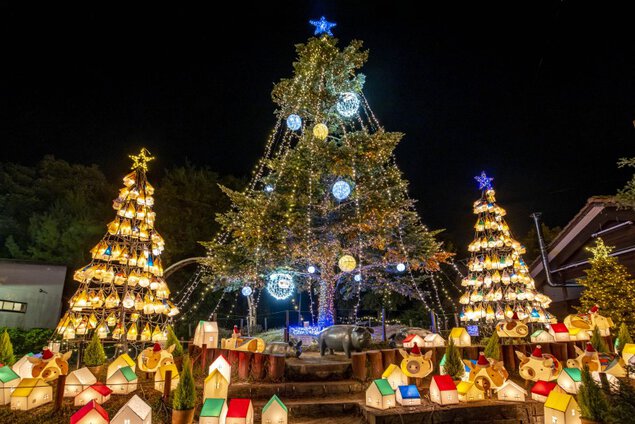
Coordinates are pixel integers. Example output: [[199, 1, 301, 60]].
[[3, 2, 634, 254]]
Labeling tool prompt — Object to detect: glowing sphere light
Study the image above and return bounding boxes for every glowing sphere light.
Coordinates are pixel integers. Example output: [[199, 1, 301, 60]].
[[354, 273, 362, 282], [336, 92, 360, 118], [241, 286, 253, 297], [396, 263, 406, 272], [307, 265, 316, 274], [286, 114, 302, 131], [264, 184, 274, 193], [313, 123, 328, 140], [338, 255, 357, 272], [267, 272, 295, 300], [332, 180, 351, 201]]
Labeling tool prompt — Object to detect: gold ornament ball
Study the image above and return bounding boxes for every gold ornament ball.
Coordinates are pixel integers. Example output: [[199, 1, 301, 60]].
[[313, 123, 329, 140], [338, 254, 357, 272]]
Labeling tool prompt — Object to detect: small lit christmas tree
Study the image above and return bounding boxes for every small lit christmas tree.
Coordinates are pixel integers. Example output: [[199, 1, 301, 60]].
[[54, 148, 179, 349], [0, 329, 15, 365], [459, 172, 552, 324], [577, 238, 635, 333]]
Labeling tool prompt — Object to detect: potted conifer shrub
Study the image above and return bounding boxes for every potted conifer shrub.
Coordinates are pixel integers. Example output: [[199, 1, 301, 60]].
[[172, 354, 195, 424], [445, 338, 464, 383], [167, 325, 184, 369], [615, 322, 633, 354], [590, 326, 610, 353], [578, 366, 608, 424], [84, 332, 107, 377], [483, 332, 501, 361], [0, 329, 16, 365]]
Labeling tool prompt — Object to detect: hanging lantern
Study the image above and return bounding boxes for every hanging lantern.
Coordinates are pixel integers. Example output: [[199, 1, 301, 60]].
[[140, 324, 151, 341], [134, 294, 144, 310], [112, 323, 125, 339], [63, 326, 76, 340], [338, 255, 356, 272], [106, 313, 117, 327], [122, 291, 135, 309], [312, 123, 328, 140], [168, 302, 179, 317], [97, 321, 109, 339], [105, 291, 120, 308], [126, 323, 138, 341], [129, 312, 140, 322], [151, 325, 163, 342], [88, 313, 98, 329]]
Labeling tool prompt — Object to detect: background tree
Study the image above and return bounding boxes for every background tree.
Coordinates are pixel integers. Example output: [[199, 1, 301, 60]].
[[616, 322, 633, 354], [577, 366, 609, 422], [203, 28, 449, 327], [520, 222, 561, 263], [444, 338, 464, 380], [590, 327, 610, 354], [616, 156, 635, 208], [576, 238, 635, 332]]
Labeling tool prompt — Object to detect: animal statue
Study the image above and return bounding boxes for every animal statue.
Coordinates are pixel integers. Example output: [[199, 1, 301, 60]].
[[566, 343, 605, 372], [515, 345, 562, 381], [399, 343, 434, 378], [495, 312, 529, 338], [263, 340, 302, 358], [564, 305, 614, 336], [463, 352, 509, 391], [318, 325, 373, 358], [27, 348, 72, 382], [137, 343, 175, 372]]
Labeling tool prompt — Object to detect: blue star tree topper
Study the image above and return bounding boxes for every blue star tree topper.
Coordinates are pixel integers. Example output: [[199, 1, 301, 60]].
[[475, 171, 494, 190], [309, 16, 336, 36]]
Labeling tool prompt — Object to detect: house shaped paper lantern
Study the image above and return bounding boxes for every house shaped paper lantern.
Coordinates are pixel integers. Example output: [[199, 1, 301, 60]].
[[449, 327, 471, 346], [531, 380, 558, 402], [71, 399, 110, 424], [111, 394, 151, 424], [604, 358, 628, 378], [423, 333, 445, 348], [155, 364, 179, 392], [0, 365, 20, 405], [402, 334, 426, 349], [11, 353, 35, 378], [107, 366, 138, 394], [394, 385, 420, 406], [199, 398, 228, 424], [382, 364, 408, 390], [107, 353, 136, 379], [544, 391, 581, 424], [622, 343, 635, 363], [568, 328, 590, 342], [225, 398, 254, 424], [10, 377, 52, 410], [365, 379, 395, 410], [496, 380, 527, 402], [548, 323, 570, 342], [204, 369, 230, 399], [208, 354, 232, 384], [557, 368, 582, 394], [65, 367, 97, 397], [456, 381, 484, 402], [530, 329, 555, 344], [194, 320, 219, 348], [261, 394, 288, 424], [429, 375, 458, 405], [75, 382, 112, 406]]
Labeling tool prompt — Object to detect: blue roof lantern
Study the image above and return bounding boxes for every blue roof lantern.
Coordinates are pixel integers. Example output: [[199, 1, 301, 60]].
[[398, 385, 421, 399]]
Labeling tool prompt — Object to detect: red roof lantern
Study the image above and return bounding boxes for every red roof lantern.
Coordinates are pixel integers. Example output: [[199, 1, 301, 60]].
[[71, 400, 109, 424], [227, 398, 252, 418]]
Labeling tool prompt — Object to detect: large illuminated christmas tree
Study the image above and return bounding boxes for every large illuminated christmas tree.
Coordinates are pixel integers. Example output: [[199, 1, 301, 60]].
[[459, 172, 552, 324], [203, 18, 449, 327], [55, 148, 179, 347]]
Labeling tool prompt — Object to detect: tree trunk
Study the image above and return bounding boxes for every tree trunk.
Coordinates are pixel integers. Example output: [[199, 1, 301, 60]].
[[317, 279, 335, 327]]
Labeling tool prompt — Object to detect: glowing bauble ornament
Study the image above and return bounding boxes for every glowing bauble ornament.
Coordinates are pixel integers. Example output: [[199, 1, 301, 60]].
[[338, 255, 357, 272], [286, 114, 302, 131], [336, 92, 360, 118], [267, 272, 295, 300], [396, 263, 406, 272], [241, 286, 253, 297], [307, 265, 316, 274], [332, 180, 351, 201], [312, 123, 328, 140], [264, 184, 274, 193], [354, 273, 362, 282]]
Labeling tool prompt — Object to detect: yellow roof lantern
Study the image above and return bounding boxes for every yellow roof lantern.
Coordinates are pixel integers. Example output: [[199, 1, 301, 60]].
[[382, 364, 401, 379], [12, 378, 45, 397], [450, 327, 467, 338], [544, 391, 574, 412], [456, 381, 474, 395]]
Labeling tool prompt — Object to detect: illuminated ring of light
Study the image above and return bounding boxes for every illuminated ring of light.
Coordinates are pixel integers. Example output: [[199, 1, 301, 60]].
[[266, 272, 295, 300]]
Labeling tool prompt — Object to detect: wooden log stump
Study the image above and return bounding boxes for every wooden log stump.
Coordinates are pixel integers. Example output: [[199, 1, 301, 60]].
[[200, 344, 208, 374], [251, 352, 266, 381], [267, 354, 285, 382], [566, 341, 578, 359], [367, 350, 383, 379], [502, 345, 516, 370], [351, 352, 368, 381], [464, 346, 479, 360], [238, 351, 252, 380], [381, 349, 396, 370], [54, 374, 66, 411], [551, 343, 567, 362], [391, 348, 402, 366], [163, 370, 172, 402], [228, 350, 240, 379], [541, 343, 552, 355]]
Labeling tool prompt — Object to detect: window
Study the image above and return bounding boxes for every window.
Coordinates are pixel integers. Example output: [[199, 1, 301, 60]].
[[0, 300, 27, 313], [572, 410, 576, 416], [551, 417, 558, 424], [124, 420, 131, 424], [44, 394, 49, 400]]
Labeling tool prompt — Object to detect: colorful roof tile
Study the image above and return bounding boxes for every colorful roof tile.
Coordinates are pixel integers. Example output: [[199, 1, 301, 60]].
[[456, 381, 475, 395], [562, 368, 582, 382], [373, 379, 395, 396], [227, 398, 252, 418], [262, 394, 287, 413], [200, 398, 225, 417], [89, 382, 112, 396], [0, 365, 19, 383], [531, 380, 557, 396], [544, 391, 574, 412], [381, 364, 401, 378], [12, 378, 45, 397], [119, 366, 137, 382], [550, 323, 569, 333], [71, 400, 109, 424], [432, 375, 457, 391], [397, 385, 420, 399], [450, 328, 467, 338]]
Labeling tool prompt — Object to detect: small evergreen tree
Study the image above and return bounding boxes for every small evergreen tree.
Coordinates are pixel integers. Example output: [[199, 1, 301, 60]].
[[173, 354, 195, 410], [616, 322, 633, 354], [83, 332, 106, 367], [166, 325, 183, 357], [605, 371, 635, 423], [483, 332, 501, 360], [444, 338, 464, 380], [0, 329, 15, 365], [578, 366, 609, 421], [591, 326, 610, 354]]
